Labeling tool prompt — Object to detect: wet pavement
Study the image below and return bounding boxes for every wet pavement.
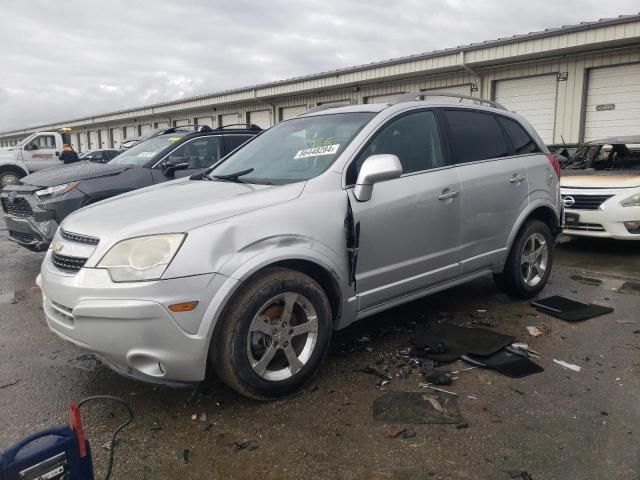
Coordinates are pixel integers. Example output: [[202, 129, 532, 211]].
[[1, 222, 639, 480]]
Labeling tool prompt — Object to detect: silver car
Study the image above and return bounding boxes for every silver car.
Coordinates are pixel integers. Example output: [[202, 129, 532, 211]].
[[37, 95, 562, 399]]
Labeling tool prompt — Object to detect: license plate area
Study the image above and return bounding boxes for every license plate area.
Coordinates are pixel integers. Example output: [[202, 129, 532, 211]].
[[564, 212, 580, 227]]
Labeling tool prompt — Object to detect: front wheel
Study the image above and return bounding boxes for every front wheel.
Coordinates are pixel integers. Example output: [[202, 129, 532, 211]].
[[494, 219, 554, 299], [211, 268, 332, 400], [0, 170, 23, 188]]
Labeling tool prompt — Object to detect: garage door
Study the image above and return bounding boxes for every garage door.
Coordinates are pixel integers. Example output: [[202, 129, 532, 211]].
[[155, 121, 169, 129], [248, 110, 272, 129], [219, 113, 240, 128], [110, 128, 123, 148], [196, 117, 213, 128], [89, 131, 99, 149], [139, 124, 152, 135], [584, 64, 640, 141], [280, 105, 307, 120], [173, 119, 189, 127], [421, 85, 472, 101], [99, 129, 109, 148], [495, 75, 557, 143]]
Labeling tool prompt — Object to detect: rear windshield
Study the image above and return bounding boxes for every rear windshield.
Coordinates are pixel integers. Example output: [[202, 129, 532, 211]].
[[109, 134, 188, 166], [564, 143, 640, 171]]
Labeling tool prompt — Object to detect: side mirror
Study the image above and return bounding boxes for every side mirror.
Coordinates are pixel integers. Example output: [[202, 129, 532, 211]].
[[163, 157, 189, 177], [353, 154, 402, 202]]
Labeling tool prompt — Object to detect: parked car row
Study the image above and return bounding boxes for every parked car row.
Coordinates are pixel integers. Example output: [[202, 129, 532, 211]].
[[30, 95, 562, 399], [0, 124, 261, 251]]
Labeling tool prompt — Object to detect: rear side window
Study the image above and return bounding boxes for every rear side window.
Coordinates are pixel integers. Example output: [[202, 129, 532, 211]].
[[497, 117, 541, 154], [443, 110, 509, 164], [224, 134, 254, 152]]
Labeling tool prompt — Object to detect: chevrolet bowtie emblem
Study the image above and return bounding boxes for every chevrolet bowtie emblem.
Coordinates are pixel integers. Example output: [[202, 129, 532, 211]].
[[52, 242, 64, 253]]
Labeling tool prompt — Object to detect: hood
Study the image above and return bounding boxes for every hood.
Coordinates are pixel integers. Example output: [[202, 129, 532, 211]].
[[61, 179, 305, 242], [560, 170, 640, 189], [21, 161, 132, 187]]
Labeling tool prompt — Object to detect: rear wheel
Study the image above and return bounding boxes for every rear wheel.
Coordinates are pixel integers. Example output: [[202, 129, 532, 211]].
[[211, 268, 332, 400], [494, 219, 553, 299]]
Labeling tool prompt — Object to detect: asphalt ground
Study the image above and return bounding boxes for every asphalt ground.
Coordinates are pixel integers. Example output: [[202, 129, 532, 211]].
[[1, 222, 638, 480]]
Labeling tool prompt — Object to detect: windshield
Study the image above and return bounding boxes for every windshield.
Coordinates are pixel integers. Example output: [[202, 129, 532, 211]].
[[564, 143, 640, 171], [17, 133, 38, 147], [209, 112, 375, 184], [109, 133, 188, 166]]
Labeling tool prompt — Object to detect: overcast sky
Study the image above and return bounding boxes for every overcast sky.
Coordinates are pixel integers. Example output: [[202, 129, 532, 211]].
[[0, 0, 636, 132]]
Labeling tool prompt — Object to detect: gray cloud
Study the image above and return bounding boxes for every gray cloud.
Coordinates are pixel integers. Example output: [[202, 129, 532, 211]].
[[0, 0, 636, 131]]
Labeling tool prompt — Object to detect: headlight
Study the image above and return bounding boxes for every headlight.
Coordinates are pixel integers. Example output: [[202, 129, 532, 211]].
[[96, 233, 186, 282], [620, 193, 640, 207], [35, 182, 77, 200]]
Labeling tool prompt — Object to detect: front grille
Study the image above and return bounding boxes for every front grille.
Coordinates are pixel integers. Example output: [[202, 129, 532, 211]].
[[60, 229, 100, 245], [52, 252, 87, 272], [9, 230, 35, 243], [562, 194, 613, 210], [565, 222, 605, 231], [1, 197, 33, 217]]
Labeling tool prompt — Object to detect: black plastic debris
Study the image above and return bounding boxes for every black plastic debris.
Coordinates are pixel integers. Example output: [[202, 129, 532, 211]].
[[373, 391, 464, 424], [182, 449, 190, 464], [507, 471, 533, 480], [410, 324, 514, 361], [356, 365, 392, 381], [423, 370, 453, 386], [531, 295, 613, 322], [462, 350, 544, 378], [234, 440, 259, 451]]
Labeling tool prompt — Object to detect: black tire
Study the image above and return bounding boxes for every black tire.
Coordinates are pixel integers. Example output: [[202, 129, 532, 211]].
[[0, 169, 24, 189], [211, 267, 332, 400], [494, 219, 554, 299]]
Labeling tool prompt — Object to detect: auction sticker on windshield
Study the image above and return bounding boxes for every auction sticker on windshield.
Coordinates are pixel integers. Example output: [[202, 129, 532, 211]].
[[294, 144, 340, 159]]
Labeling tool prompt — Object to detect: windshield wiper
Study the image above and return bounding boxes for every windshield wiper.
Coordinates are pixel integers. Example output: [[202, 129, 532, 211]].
[[211, 168, 254, 183]]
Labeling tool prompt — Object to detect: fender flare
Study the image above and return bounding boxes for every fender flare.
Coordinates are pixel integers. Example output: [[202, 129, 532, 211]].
[[505, 200, 560, 256]]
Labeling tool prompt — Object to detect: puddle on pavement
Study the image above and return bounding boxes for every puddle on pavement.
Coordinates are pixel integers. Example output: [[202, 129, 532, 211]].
[[571, 274, 640, 295]]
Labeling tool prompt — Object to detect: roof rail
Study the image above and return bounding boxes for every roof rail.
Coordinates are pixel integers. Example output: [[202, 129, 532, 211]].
[[300, 103, 351, 116], [216, 123, 262, 131], [393, 92, 507, 110]]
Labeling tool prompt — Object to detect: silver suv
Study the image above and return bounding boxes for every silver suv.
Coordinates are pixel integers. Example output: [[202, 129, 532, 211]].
[[37, 94, 562, 399]]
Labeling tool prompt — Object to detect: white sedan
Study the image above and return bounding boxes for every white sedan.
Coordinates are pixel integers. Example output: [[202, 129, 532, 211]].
[[561, 136, 640, 240]]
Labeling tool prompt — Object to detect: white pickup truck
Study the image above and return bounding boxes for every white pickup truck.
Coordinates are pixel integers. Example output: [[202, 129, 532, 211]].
[[0, 130, 71, 188]]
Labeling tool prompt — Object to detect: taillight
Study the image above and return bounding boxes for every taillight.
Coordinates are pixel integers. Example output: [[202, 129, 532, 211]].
[[547, 154, 561, 178]]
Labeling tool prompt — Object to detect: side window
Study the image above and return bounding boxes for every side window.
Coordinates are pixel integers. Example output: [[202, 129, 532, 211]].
[[496, 117, 541, 154], [168, 137, 223, 169], [347, 110, 444, 184], [35, 135, 56, 149], [224, 135, 254, 153], [444, 110, 509, 163]]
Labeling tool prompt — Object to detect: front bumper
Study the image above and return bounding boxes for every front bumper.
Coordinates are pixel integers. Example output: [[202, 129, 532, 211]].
[[562, 205, 640, 240], [0, 190, 57, 250], [38, 253, 232, 384]]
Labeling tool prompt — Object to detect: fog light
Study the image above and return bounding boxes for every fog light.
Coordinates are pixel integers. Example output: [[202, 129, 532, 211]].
[[168, 301, 199, 312], [624, 221, 640, 234]]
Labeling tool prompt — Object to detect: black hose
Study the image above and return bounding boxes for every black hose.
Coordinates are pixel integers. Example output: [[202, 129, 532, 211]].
[[77, 395, 134, 480]]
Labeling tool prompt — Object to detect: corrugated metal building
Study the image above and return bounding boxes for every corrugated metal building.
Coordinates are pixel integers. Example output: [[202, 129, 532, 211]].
[[1, 14, 639, 150]]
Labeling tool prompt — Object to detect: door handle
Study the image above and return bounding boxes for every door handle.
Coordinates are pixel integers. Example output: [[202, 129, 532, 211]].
[[510, 174, 525, 184], [437, 190, 460, 201]]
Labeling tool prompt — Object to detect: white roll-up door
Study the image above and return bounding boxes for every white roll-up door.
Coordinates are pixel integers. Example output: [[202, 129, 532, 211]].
[[79, 132, 89, 152], [248, 110, 272, 129], [494, 75, 557, 143], [421, 85, 472, 100], [140, 124, 152, 135], [99, 129, 109, 148], [196, 117, 213, 128], [155, 121, 169, 129], [110, 128, 123, 148], [173, 119, 189, 127], [124, 126, 137, 139], [280, 105, 308, 121], [219, 113, 240, 128], [89, 131, 99, 149], [74, 133, 82, 151], [583, 63, 640, 141], [364, 93, 405, 104]]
